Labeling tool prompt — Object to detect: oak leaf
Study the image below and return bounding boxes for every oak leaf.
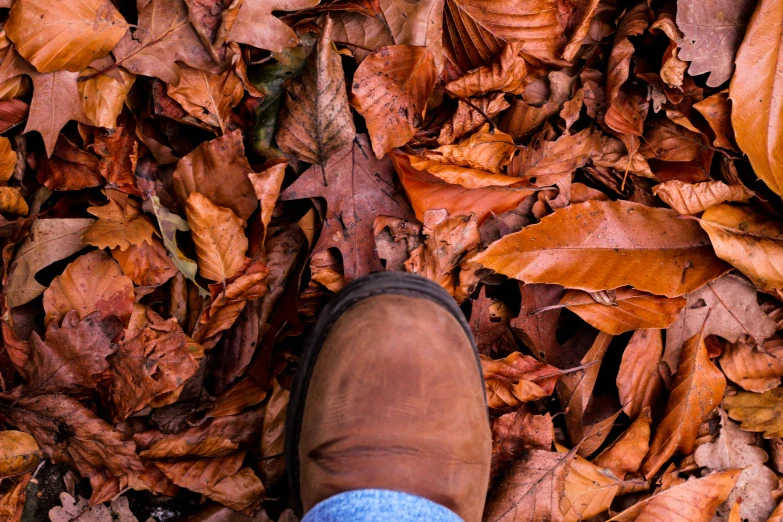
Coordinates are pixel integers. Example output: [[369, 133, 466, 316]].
[[694, 409, 778, 522], [608, 470, 740, 522], [227, 0, 320, 53], [677, 0, 755, 87], [83, 198, 158, 251], [5, 0, 128, 73], [281, 135, 413, 279], [475, 200, 729, 298], [642, 331, 727, 478], [25, 311, 121, 396], [276, 16, 355, 165], [654, 180, 752, 215], [729, 0, 783, 196], [664, 275, 776, 373], [560, 288, 686, 335], [5, 218, 93, 307], [155, 452, 265, 515], [172, 131, 259, 223], [699, 204, 783, 293], [43, 250, 135, 327], [350, 45, 436, 158], [724, 388, 783, 438], [482, 352, 561, 408], [186, 192, 248, 284], [617, 329, 665, 419]]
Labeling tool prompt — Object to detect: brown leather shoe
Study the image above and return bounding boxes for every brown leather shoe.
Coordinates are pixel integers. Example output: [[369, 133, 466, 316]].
[[285, 273, 491, 522]]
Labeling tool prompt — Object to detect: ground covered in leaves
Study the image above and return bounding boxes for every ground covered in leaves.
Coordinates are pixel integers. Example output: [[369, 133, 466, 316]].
[[0, 0, 781, 520]]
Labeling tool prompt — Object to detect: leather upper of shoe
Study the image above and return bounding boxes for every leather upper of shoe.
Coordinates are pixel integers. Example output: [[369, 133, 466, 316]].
[[298, 294, 491, 522]]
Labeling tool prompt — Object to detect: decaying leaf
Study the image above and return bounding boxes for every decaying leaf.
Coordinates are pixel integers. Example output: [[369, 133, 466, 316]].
[[654, 180, 753, 215], [724, 388, 783, 438], [0, 430, 40, 478], [482, 352, 561, 408]]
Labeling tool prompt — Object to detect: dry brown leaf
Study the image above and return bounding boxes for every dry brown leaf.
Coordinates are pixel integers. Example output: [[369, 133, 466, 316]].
[[721, 337, 783, 393], [43, 249, 134, 327], [424, 124, 516, 174], [653, 180, 752, 215], [0, 431, 39, 480], [5, 0, 128, 73], [0, 135, 15, 182], [650, 6, 687, 88], [111, 238, 178, 288], [724, 388, 783, 438], [25, 311, 121, 396], [509, 128, 599, 186], [79, 59, 135, 129], [438, 93, 509, 145], [699, 204, 783, 293], [642, 331, 727, 478], [33, 134, 102, 190], [155, 452, 264, 515], [484, 449, 573, 522], [560, 288, 686, 335], [167, 64, 244, 133], [482, 352, 561, 408], [350, 44, 436, 158], [259, 379, 288, 485], [617, 329, 665, 419], [83, 197, 158, 251], [404, 213, 480, 296], [0, 187, 27, 217], [693, 91, 737, 150], [248, 162, 286, 245], [276, 16, 355, 164], [608, 470, 740, 521], [404, 154, 523, 189], [112, 0, 218, 84], [491, 411, 554, 479], [186, 192, 248, 283], [227, 0, 320, 53], [560, 447, 621, 522], [172, 130, 259, 223], [593, 408, 652, 479], [664, 274, 777, 373], [475, 200, 729, 298], [92, 115, 138, 189], [729, 0, 783, 196], [445, 42, 527, 98]]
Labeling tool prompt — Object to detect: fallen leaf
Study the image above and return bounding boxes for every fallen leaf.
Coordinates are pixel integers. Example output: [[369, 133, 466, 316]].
[[475, 200, 729, 298], [109, 311, 198, 421], [560, 447, 621, 522], [149, 196, 203, 293], [677, 0, 755, 87], [403, 153, 524, 189], [491, 411, 554, 479], [350, 45, 436, 158], [443, 0, 565, 70], [444, 42, 527, 98], [617, 329, 665, 419], [424, 124, 517, 174], [509, 128, 598, 186], [724, 388, 783, 438], [167, 64, 244, 133], [227, 0, 320, 53], [721, 337, 783, 393], [693, 91, 738, 150], [482, 352, 561, 408], [0, 187, 27, 217], [33, 134, 103, 190], [483, 449, 573, 522], [0, 136, 16, 183], [248, 162, 286, 245], [560, 288, 686, 335], [281, 135, 413, 279], [92, 115, 139, 189], [5, 0, 128, 73], [653, 180, 752, 215], [694, 409, 778, 522], [79, 59, 136, 129], [43, 249, 134, 327], [510, 283, 565, 365], [404, 213, 480, 296], [276, 16, 355, 165], [172, 130, 259, 223], [0, 430, 40, 478], [593, 408, 652, 479], [608, 469, 740, 521], [438, 92, 509, 145], [83, 197, 158, 251], [729, 0, 783, 196], [642, 331, 727, 478], [258, 379, 288, 485], [186, 191, 248, 284], [155, 452, 265, 515], [699, 204, 783, 293], [112, 0, 217, 84], [48, 493, 142, 522], [664, 274, 777, 373], [111, 238, 178, 288], [6, 218, 93, 308]]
